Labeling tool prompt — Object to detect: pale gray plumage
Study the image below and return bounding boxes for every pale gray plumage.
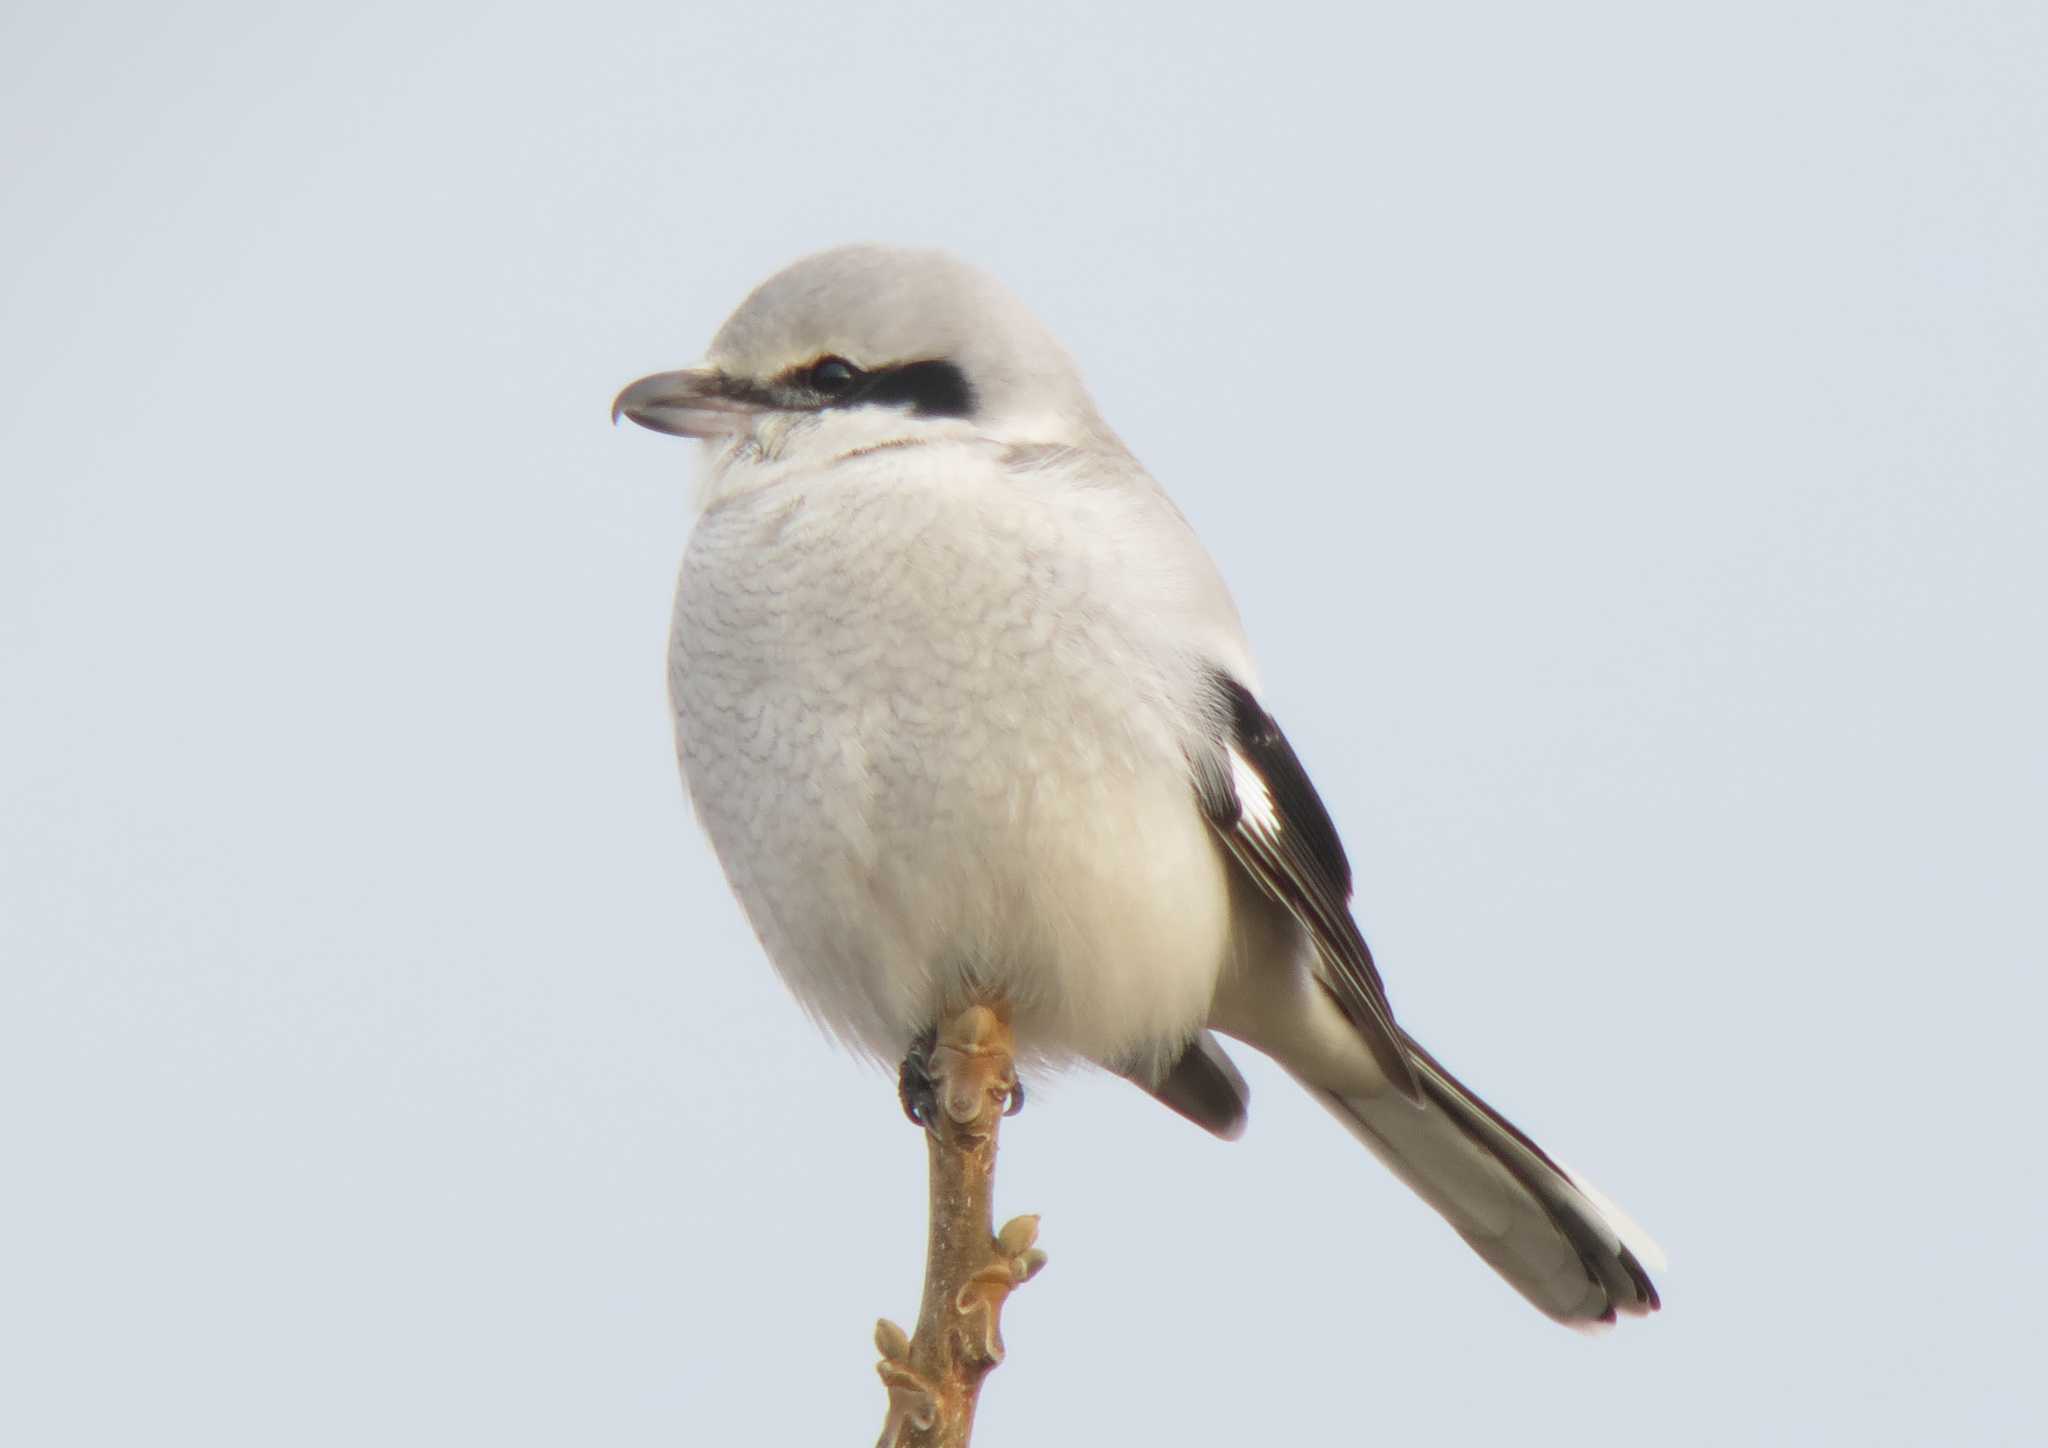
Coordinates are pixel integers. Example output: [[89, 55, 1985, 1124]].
[[615, 244, 1662, 1326]]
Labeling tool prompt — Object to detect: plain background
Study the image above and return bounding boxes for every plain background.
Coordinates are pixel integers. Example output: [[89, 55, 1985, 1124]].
[[4, 3, 2044, 1443]]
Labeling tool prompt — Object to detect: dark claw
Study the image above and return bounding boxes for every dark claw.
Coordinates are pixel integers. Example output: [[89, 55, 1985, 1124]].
[[897, 1025, 939, 1130], [1004, 1077, 1025, 1117]]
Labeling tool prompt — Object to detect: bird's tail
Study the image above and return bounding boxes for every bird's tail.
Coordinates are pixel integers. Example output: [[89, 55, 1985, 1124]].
[[1297, 1032, 1662, 1326]]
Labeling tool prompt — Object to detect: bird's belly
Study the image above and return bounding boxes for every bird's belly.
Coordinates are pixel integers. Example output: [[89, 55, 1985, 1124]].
[[671, 474, 1231, 1070]]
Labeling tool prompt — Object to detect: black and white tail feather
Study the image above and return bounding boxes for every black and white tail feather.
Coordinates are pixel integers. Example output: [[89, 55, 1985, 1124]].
[[1308, 1036, 1663, 1325], [1189, 672, 1662, 1325]]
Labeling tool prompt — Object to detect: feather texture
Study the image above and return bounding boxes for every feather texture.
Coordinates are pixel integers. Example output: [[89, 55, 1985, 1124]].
[[1194, 675, 1422, 1103]]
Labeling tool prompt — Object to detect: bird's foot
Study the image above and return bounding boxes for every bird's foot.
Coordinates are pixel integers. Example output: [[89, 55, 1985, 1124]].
[[898, 1025, 940, 1130], [898, 1008, 1024, 1134]]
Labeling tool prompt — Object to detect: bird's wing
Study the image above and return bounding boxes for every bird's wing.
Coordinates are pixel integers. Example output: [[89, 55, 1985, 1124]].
[[1130, 1029, 1251, 1140], [1191, 672, 1423, 1104]]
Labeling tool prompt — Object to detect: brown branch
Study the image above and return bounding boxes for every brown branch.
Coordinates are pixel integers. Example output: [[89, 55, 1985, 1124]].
[[874, 1005, 1046, 1448]]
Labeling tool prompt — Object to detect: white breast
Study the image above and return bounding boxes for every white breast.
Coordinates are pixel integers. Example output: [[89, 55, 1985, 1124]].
[[670, 439, 1242, 1074]]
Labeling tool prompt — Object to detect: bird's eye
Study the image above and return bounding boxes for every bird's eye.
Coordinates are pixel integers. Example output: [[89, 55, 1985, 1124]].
[[808, 356, 862, 397]]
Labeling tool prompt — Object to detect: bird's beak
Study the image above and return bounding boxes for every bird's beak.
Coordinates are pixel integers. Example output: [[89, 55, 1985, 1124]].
[[611, 367, 763, 439]]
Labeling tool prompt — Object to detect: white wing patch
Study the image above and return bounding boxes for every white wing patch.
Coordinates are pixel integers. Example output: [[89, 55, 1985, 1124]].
[[1228, 749, 1280, 834]]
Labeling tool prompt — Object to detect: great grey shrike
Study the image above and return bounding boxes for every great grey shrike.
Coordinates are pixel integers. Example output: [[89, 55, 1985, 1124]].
[[614, 245, 1661, 1325]]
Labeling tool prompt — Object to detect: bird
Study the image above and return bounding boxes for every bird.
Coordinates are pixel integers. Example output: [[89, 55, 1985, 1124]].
[[614, 244, 1662, 1326]]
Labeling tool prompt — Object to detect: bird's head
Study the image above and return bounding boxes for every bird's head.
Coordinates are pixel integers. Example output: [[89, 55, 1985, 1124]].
[[613, 245, 1112, 476]]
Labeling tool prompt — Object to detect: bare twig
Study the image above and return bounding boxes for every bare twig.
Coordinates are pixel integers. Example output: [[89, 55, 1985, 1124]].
[[875, 1005, 1046, 1448]]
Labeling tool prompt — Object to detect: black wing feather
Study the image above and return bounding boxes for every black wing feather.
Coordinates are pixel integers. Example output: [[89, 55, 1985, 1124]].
[[1196, 673, 1422, 1104]]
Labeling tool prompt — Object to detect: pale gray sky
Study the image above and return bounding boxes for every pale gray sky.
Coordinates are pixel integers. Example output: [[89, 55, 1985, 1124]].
[[4, 3, 2044, 1443]]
